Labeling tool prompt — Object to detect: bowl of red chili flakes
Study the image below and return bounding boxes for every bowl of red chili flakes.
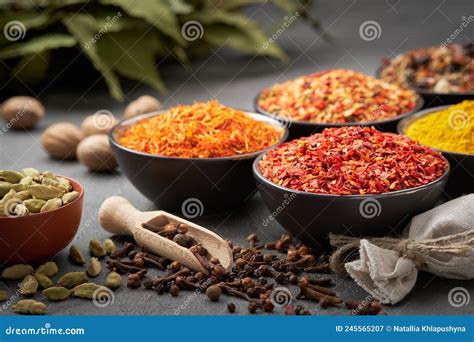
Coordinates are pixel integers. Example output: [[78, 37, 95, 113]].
[[255, 69, 423, 139], [253, 126, 449, 245], [111, 101, 288, 214]]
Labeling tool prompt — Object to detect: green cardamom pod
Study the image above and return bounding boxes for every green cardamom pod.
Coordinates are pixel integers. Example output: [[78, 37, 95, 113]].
[[69, 245, 86, 265], [62, 191, 80, 205], [24, 199, 46, 213], [16, 190, 32, 201], [89, 239, 106, 258], [105, 270, 122, 289], [72, 282, 106, 299], [21, 168, 40, 178], [34, 273, 53, 289], [0, 181, 13, 197], [12, 183, 27, 192], [0, 170, 24, 183], [36, 261, 58, 277], [1, 264, 34, 280], [19, 274, 39, 296], [19, 176, 33, 187], [103, 239, 117, 255], [57, 177, 72, 190], [12, 299, 46, 315], [86, 257, 101, 278], [42, 177, 70, 191], [43, 287, 72, 301], [0, 290, 8, 301], [58, 272, 88, 288], [1, 189, 17, 203], [40, 198, 62, 212], [28, 185, 65, 200]]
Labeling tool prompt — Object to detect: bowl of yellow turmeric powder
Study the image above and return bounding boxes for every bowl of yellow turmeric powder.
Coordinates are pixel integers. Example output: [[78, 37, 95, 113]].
[[398, 100, 473, 196]]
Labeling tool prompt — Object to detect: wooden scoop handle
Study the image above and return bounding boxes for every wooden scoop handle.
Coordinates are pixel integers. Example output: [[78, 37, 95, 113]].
[[99, 196, 160, 235]]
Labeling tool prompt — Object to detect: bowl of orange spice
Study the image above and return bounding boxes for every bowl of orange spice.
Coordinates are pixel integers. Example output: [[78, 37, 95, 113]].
[[112, 100, 288, 215]]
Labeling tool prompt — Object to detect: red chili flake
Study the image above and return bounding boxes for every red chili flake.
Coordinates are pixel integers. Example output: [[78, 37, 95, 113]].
[[258, 69, 418, 124], [259, 126, 448, 195]]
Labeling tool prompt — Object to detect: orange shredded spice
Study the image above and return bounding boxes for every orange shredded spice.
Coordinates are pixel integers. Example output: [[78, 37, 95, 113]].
[[118, 101, 284, 158]]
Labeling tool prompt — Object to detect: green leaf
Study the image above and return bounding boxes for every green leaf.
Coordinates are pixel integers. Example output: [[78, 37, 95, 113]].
[[11, 51, 50, 85], [0, 33, 76, 59], [168, 0, 193, 14], [62, 14, 123, 100], [187, 11, 287, 60], [96, 30, 166, 93], [99, 0, 184, 44]]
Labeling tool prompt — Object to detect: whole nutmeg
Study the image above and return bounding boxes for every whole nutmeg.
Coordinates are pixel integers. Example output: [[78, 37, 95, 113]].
[[124, 95, 161, 119], [81, 111, 119, 136], [76, 134, 117, 171], [1, 96, 45, 129], [41, 122, 84, 159]]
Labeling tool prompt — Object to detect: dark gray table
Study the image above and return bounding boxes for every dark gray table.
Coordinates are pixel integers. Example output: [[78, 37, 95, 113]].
[[1, 0, 473, 315]]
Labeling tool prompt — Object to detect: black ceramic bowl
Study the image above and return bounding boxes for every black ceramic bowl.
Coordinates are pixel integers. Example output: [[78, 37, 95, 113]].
[[110, 111, 288, 215], [253, 154, 449, 247], [376, 66, 474, 107], [397, 105, 474, 197], [254, 91, 424, 139]]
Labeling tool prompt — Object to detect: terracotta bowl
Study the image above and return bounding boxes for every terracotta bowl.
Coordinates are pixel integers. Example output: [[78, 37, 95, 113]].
[[0, 176, 84, 266]]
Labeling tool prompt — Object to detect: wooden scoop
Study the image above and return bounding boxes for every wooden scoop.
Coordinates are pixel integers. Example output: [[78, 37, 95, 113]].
[[98, 196, 233, 273]]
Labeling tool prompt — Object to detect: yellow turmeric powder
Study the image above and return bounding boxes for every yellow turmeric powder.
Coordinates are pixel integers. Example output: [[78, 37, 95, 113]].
[[405, 100, 474, 154]]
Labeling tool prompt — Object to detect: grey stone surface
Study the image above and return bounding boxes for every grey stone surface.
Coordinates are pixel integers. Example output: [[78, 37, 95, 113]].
[[0, 0, 473, 315]]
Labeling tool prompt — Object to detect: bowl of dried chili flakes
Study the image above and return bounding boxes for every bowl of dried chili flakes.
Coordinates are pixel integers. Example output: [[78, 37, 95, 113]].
[[255, 69, 423, 139], [253, 126, 449, 245], [111, 101, 288, 214]]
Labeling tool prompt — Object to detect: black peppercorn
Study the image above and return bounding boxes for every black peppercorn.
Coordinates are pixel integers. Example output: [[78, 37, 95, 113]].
[[227, 303, 236, 313]]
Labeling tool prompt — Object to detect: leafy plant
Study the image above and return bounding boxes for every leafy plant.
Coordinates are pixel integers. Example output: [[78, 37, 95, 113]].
[[0, 0, 317, 100]]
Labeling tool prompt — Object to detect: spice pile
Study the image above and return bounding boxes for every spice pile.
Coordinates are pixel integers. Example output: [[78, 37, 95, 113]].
[[257, 69, 418, 123], [118, 101, 284, 158], [0, 169, 80, 216], [380, 44, 474, 93], [0, 232, 385, 316], [405, 100, 474, 154], [259, 126, 447, 195]]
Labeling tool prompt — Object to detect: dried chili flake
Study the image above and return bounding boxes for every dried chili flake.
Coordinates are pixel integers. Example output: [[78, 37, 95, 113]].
[[118, 101, 283, 158], [259, 126, 447, 195], [257, 69, 418, 123]]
